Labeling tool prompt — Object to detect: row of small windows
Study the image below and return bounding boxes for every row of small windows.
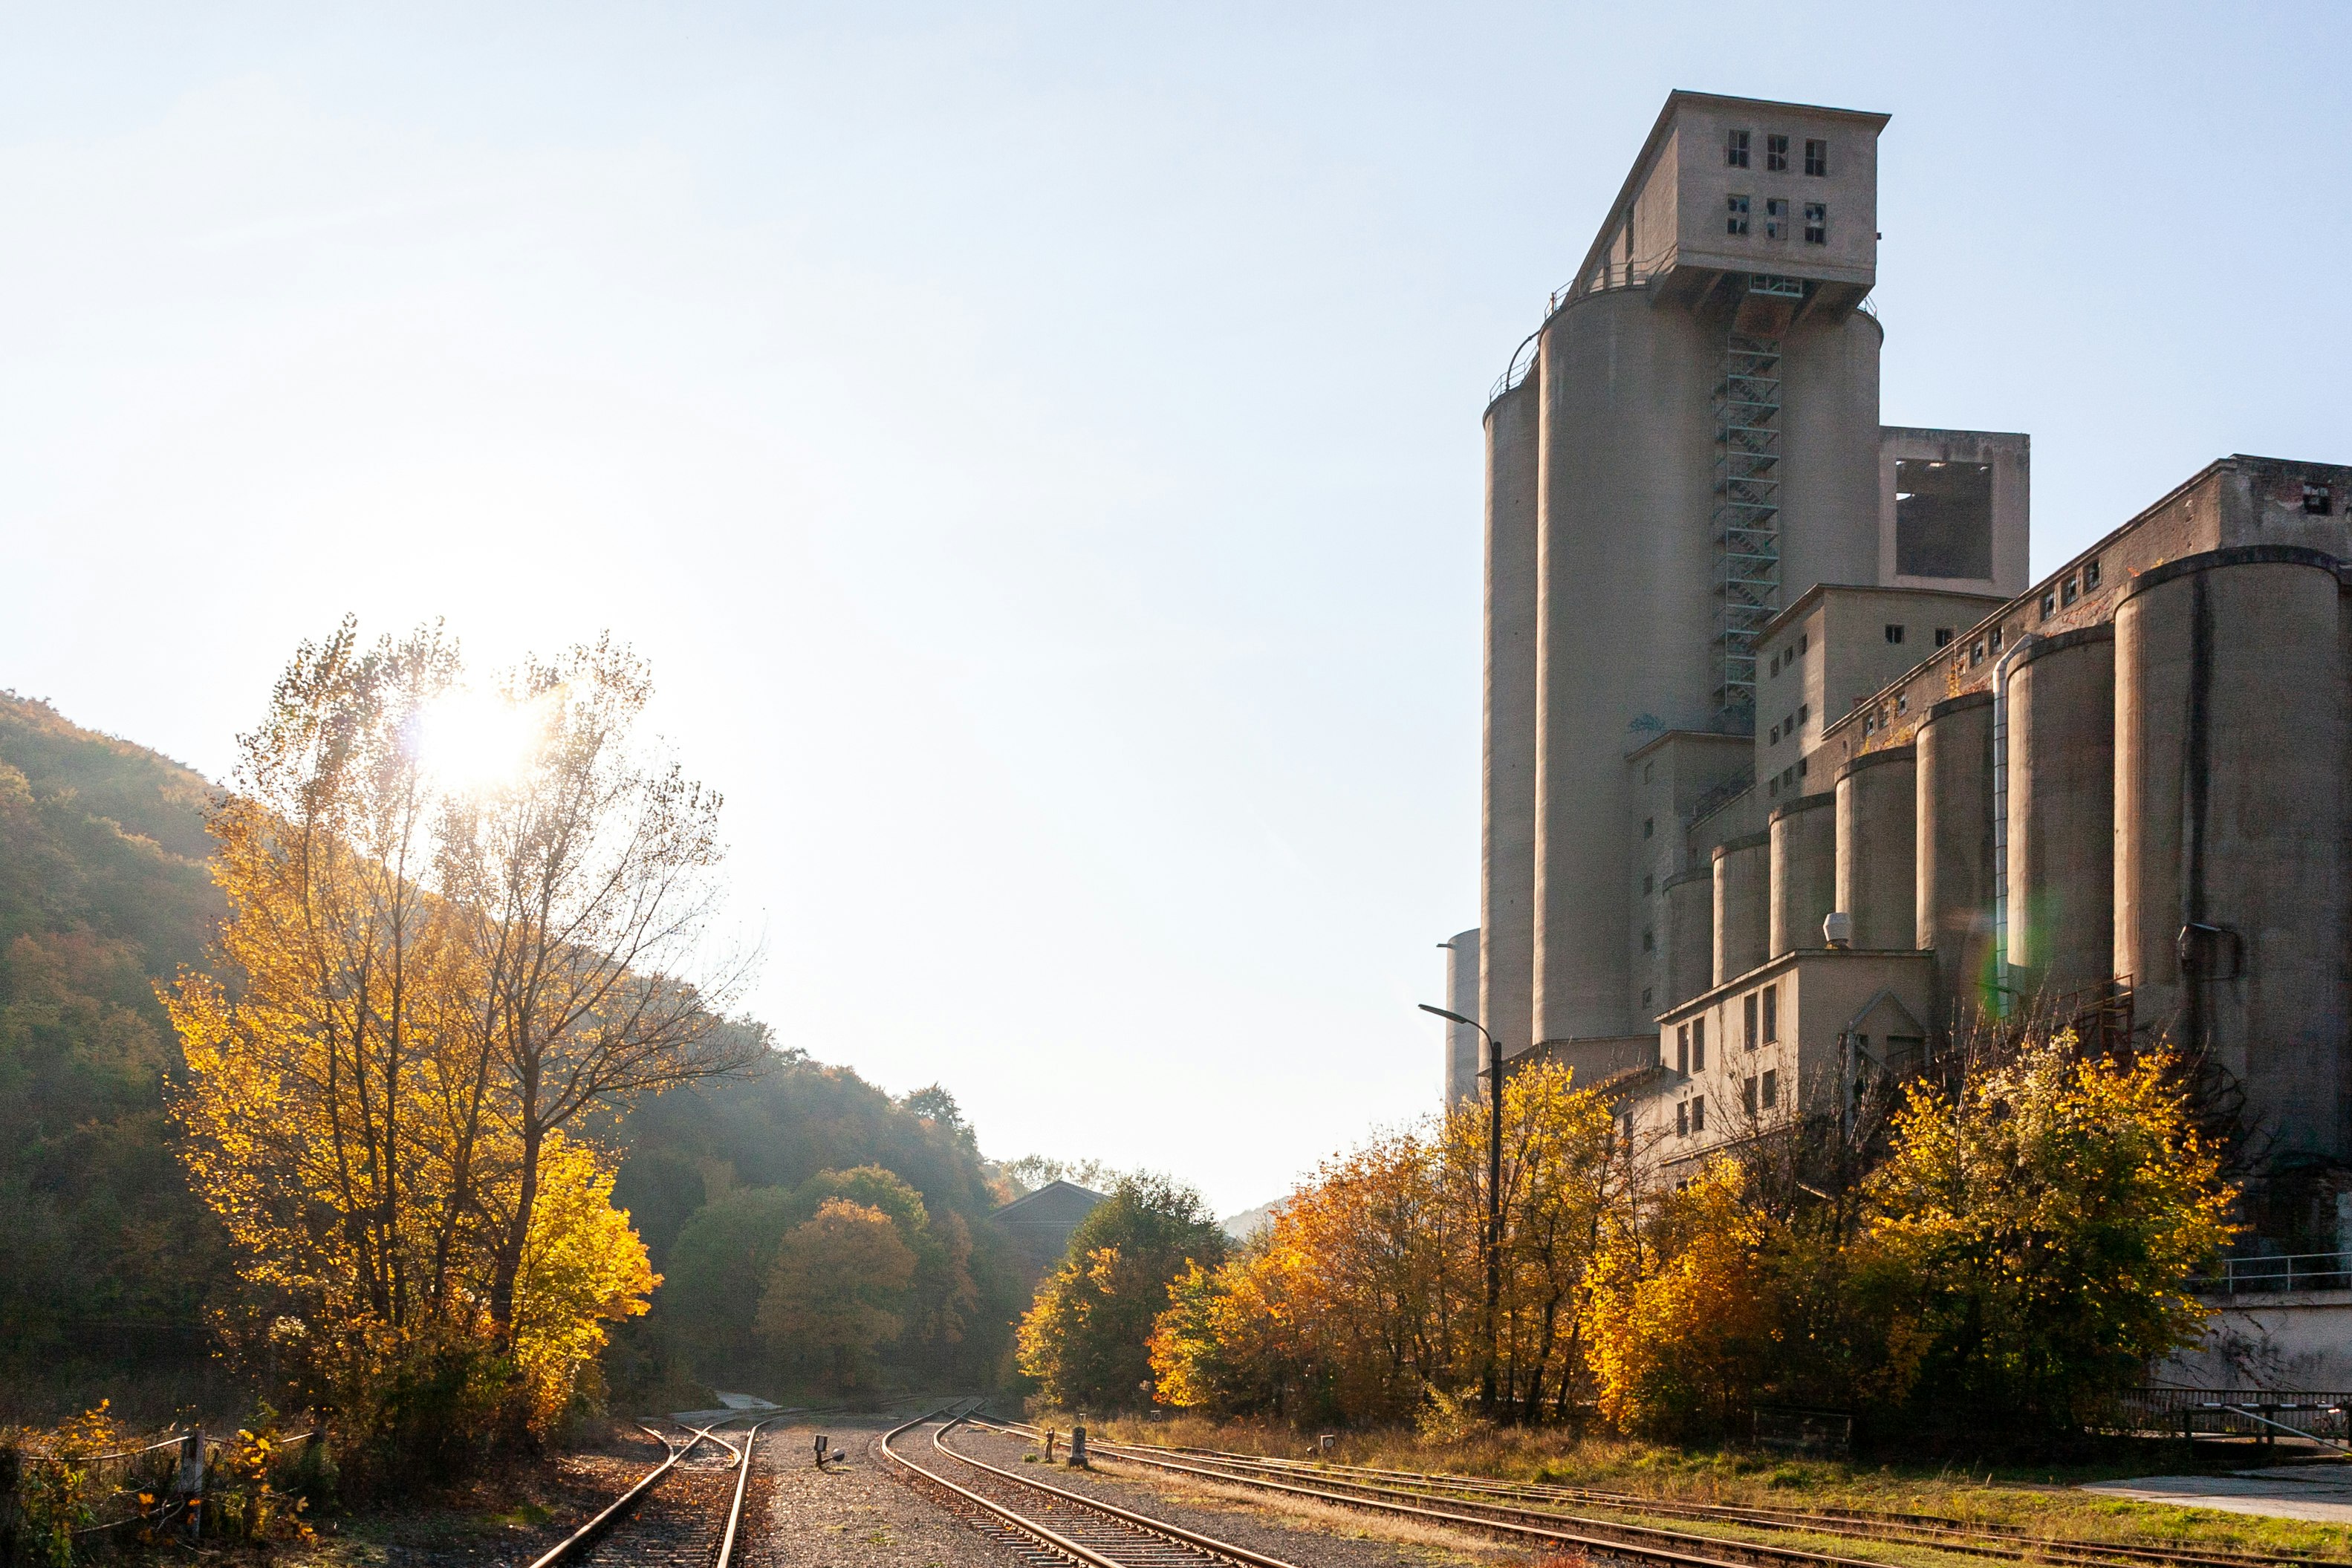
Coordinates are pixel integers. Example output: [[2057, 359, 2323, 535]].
[[1726, 195, 1828, 244], [2037, 556, 2105, 620], [1766, 633, 1810, 677], [1767, 705, 1808, 745], [1727, 130, 1829, 177], [1673, 1073, 1781, 1139]]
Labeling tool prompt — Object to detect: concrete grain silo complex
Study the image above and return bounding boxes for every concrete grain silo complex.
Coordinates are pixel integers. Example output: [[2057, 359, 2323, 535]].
[[1440, 90, 2352, 1250]]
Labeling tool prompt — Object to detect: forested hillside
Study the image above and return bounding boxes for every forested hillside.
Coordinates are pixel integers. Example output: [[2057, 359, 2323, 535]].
[[0, 689, 1026, 1419], [0, 692, 229, 1412]]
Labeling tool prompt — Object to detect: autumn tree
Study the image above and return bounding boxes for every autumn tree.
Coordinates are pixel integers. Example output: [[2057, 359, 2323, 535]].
[[1018, 1173, 1225, 1410], [1860, 1034, 2237, 1434], [755, 1198, 917, 1388], [169, 620, 745, 1476], [432, 635, 756, 1344]]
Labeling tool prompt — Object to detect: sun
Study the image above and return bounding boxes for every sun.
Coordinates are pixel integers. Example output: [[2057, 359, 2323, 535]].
[[415, 689, 540, 795]]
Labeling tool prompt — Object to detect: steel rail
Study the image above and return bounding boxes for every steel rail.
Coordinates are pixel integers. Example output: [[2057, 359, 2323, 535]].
[[960, 1416, 1888, 1568], [712, 1419, 774, 1568], [975, 1419, 2316, 1568], [1079, 1439, 2310, 1568], [881, 1405, 1309, 1568], [520, 1419, 729, 1568]]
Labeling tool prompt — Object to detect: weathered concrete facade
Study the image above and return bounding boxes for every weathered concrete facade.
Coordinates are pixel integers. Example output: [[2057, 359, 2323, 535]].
[[1446, 87, 2352, 1249]]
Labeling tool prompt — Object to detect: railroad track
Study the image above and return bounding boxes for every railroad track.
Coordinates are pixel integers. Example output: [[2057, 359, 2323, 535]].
[[969, 1416, 2327, 1568], [525, 1416, 773, 1568], [880, 1405, 1314, 1568]]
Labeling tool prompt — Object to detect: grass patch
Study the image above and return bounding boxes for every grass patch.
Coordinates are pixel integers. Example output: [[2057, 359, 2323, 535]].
[[1068, 1414, 2352, 1562]]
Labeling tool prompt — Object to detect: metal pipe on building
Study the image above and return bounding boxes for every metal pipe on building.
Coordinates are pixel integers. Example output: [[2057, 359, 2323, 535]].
[[1481, 378, 1542, 1064], [2005, 625, 2116, 1001], [2115, 547, 2348, 1160], [1836, 746, 1916, 950], [1769, 793, 1838, 957], [1712, 831, 1771, 986], [1915, 691, 1995, 1031]]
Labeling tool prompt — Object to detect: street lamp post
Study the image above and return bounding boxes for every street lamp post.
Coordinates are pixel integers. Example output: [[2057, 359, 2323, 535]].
[[1420, 1002, 1503, 1413]]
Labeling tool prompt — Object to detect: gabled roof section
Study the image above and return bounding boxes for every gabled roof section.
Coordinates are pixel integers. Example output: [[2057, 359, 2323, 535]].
[[990, 1178, 1108, 1221]]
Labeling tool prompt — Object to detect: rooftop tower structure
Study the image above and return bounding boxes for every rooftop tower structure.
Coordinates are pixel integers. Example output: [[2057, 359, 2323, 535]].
[[1479, 92, 2027, 1070]]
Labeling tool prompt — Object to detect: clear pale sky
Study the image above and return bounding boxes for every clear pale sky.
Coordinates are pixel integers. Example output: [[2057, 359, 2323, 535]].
[[3, 4, 2346, 1213]]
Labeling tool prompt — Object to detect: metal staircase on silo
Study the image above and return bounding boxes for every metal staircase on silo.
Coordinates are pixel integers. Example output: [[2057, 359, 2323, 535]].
[[1712, 312, 1787, 729]]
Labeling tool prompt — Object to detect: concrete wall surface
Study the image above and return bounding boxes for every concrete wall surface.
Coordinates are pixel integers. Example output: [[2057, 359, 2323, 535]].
[[2159, 1294, 2352, 1390]]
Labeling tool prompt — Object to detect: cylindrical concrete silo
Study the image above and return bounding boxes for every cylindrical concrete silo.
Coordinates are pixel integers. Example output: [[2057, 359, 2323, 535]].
[[1530, 287, 1883, 1044], [2006, 625, 2115, 1001], [1443, 928, 1483, 1107], [1663, 867, 1714, 1012], [2115, 547, 2348, 1163], [1714, 831, 1770, 987], [1770, 793, 1837, 957], [1916, 691, 1995, 1029], [1837, 746, 1916, 949], [1481, 374, 1542, 1060], [1533, 290, 1718, 1044], [1772, 311, 1887, 603]]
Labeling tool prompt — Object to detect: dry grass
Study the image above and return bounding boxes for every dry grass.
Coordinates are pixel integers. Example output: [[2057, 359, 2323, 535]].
[[1053, 1414, 2352, 1563]]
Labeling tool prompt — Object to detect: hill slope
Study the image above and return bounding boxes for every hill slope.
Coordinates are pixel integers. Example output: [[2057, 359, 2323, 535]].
[[0, 692, 230, 1413]]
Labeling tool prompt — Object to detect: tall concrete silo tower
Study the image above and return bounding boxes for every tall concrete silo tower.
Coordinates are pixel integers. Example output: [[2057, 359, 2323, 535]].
[[1487, 94, 1893, 1055]]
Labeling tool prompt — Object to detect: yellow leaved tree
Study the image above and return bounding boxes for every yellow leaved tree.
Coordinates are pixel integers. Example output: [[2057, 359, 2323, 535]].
[[169, 621, 749, 1486]]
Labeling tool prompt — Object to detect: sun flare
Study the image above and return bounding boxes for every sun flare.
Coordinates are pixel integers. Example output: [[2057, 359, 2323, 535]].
[[415, 689, 540, 794]]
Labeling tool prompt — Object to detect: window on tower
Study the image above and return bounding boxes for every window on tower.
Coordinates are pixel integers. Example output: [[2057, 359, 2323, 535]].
[[1767, 133, 1788, 172], [1804, 202, 1828, 244], [1804, 138, 1828, 176], [1765, 197, 1787, 241], [1726, 194, 1751, 236], [1727, 129, 1751, 168]]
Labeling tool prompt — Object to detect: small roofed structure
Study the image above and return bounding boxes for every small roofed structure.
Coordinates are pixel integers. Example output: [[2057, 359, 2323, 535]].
[[990, 1179, 1108, 1285]]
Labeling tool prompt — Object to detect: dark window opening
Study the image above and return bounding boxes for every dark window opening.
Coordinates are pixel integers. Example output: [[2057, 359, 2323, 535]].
[[2041, 591, 2056, 619], [1804, 138, 1828, 176], [1643, 873, 1654, 894], [1692, 1017, 1706, 1070], [1799, 703, 1808, 726], [1743, 992, 1759, 1050], [2085, 558, 2102, 590], [1798, 633, 1807, 654], [1743, 1076, 1758, 1115], [1781, 764, 1795, 789], [1676, 1024, 1690, 1074], [1990, 626, 2004, 652], [1677, 1101, 1689, 1136], [1768, 775, 1779, 798], [1971, 640, 1984, 666], [1798, 756, 1807, 777], [1934, 627, 1955, 647], [1895, 459, 1993, 578], [1761, 1068, 1778, 1108], [1727, 129, 1750, 168], [1765, 195, 1787, 240], [2306, 484, 2335, 517], [1767, 133, 1789, 172], [1642, 986, 1653, 1009], [1643, 816, 1654, 839], [1762, 983, 1778, 1042], [2062, 573, 2079, 606], [1885, 623, 1906, 644], [1642, 928, 1654, 953], [1803, 201, 1827, 244], [1690, 1094, 1706, 1132], [1726, 194, 1750, 236]]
